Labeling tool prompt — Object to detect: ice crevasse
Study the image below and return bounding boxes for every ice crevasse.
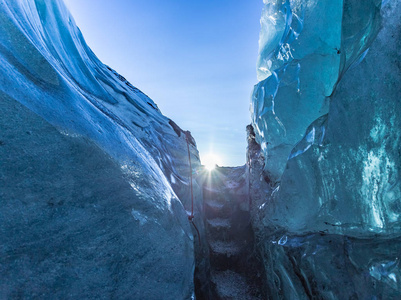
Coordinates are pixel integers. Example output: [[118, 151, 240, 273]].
[[0, 0, 203, 298]]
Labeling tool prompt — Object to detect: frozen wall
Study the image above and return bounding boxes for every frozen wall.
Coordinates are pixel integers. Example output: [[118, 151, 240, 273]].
[[0, 0, 203, 298], [252, 0, 382, 182], [250, 0, 401, 298]]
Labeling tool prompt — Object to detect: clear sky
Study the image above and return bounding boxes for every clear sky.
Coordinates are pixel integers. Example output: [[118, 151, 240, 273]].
[[64, 0, 263, 166]]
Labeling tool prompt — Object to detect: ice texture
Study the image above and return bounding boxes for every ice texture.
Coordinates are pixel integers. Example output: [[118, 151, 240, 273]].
[[257, 0, 401, 237], [249, 0, 401, 298], [0, 0, 203, 298], [252, 0, 382, 182]]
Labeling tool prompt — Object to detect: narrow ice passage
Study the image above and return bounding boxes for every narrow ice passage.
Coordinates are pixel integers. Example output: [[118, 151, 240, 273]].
[[1, 0, 401, 298], [194, 166, 266, 299]]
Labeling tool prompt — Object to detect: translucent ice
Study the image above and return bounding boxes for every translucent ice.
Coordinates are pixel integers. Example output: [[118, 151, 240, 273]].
[[251, 0, 382, 182], [264, 0, 401, 237], [249, 0, 401, 298]]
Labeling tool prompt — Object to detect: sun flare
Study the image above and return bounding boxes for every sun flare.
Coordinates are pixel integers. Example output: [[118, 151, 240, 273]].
[[206, 163, 216, 171], [202, 153, 221, 171]]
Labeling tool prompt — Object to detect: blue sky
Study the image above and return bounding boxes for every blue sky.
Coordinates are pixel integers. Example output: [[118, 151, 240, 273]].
[[64, 0, 263, 166]]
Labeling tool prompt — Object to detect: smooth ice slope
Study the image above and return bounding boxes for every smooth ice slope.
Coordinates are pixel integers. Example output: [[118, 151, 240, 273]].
[[0, 0, 202, 298]]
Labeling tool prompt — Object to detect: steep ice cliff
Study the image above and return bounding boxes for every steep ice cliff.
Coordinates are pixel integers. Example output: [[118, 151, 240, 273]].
[[0, 0, 204, 298], [249, 0, 401, 298]]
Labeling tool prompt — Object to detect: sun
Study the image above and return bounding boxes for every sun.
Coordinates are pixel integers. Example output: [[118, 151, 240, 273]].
[[206, 163, 216, 171], [202, 153, 221, 171]]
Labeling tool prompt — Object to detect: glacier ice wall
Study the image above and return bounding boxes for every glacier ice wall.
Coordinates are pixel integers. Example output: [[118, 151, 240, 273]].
[[0, 0, 203, 298], [253, 0, 401, 237], [252, 0, 382, 182], [249, 0, 401, 298]]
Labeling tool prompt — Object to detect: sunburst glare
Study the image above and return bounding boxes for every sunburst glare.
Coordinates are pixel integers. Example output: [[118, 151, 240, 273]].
[[202, 153, 222, 171]]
